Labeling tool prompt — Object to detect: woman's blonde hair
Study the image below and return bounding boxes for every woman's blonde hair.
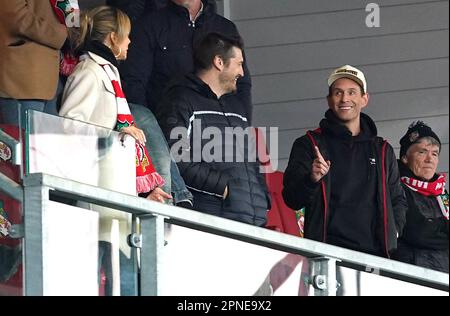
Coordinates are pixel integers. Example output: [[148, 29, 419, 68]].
[[75, 6, 130, 53]]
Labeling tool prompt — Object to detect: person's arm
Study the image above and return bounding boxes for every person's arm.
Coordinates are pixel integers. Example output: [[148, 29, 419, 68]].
[[120, 15, 154, 108], [107, 0, 148, 21], [234, 50, 252, 123], [282, 137, 321, 210], [231, 23, 253, 123], [386, 145, 408, 236], [5, 0, 67, 50], [159, 92, 230, 198]]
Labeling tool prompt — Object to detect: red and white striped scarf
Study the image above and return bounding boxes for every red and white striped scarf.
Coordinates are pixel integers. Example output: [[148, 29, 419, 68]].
[[49, 0, 79, 76], [401, 174, 449, 220], [401, 174, 446, 197], [101, 64, 164, 194]]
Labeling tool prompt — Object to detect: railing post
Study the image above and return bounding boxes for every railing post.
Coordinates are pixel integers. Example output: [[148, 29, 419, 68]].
[[23, 184, 49, 296], [22, 174, 99, 296], [310, 257, 338, 296], [139, 215, 165, 296]]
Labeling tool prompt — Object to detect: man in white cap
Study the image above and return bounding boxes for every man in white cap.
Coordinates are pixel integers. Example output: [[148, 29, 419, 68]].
[[283, 65, 408, 258]]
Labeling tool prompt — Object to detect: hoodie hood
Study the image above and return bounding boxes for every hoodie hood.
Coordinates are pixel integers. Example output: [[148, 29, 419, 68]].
[[320, 110, 378, 142]]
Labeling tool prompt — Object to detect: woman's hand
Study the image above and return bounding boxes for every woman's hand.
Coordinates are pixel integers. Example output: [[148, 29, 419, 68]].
[[147, 187, 173, 203], [120, 126, 146, 146]]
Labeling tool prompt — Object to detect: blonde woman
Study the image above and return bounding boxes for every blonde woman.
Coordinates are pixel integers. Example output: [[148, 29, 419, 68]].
[[59, 6, 171, 295]]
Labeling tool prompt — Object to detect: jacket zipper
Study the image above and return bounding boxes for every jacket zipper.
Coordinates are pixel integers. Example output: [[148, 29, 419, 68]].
[[381, 141, 390, 258]]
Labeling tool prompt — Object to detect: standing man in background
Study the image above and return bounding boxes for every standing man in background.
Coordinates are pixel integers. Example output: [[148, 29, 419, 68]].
[[119, 0, 252, 123], [0, 0, 67, 125]]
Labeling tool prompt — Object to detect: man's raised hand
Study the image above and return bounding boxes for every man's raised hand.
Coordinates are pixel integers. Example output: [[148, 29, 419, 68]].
[[311, 146, 331, 183]]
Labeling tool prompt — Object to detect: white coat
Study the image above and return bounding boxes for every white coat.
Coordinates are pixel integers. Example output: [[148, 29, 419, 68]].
[[60, 52, 136, 266], [60, 52, 119, 129]]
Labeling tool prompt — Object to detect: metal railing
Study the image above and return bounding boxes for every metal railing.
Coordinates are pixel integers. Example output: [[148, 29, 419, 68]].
[[21, 173, 450, 295]]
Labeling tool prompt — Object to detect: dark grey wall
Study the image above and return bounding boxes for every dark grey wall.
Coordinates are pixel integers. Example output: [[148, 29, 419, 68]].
[[230, 0, 449, 176]]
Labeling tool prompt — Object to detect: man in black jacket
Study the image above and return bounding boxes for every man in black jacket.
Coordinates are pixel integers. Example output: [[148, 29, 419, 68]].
[[119, 0, 251, 122], [283, 65, 408, 257], [393, 122, 448, 272], [158, 33, 269, 226]]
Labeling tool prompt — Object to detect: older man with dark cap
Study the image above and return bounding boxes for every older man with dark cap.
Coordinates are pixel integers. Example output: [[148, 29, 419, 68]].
[[283, 65, 408, 258], [393, 121, 449, 273]]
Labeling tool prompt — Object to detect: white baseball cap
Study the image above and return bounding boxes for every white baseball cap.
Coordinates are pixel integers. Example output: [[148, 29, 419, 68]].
[[327, 65, 367, 93]]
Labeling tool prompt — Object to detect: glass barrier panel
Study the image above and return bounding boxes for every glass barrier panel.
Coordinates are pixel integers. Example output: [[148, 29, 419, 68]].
[[337, 266, 447, 296], [35, 198, 139, 296], [25, 110, 136, 192], [160, 224, 448, 296], [161, 223, 311, 296], [23, 110, 138, 295]]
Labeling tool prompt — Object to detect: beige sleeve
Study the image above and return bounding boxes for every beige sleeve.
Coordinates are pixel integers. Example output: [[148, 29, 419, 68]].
[[5, 0, 67, 49]]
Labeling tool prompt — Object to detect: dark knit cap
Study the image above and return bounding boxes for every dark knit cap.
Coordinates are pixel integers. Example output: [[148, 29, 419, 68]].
[[399, 121, 441, 157]]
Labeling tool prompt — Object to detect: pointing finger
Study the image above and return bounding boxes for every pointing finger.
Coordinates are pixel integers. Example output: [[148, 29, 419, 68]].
[[314, 146, 326, 163]]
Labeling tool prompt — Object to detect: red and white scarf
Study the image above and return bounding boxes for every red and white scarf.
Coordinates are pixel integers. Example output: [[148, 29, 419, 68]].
[[50, 0, 79, 76], [401, 174, 449, 220], [101, 64, 165, 194], [401, 174, 446, 196]]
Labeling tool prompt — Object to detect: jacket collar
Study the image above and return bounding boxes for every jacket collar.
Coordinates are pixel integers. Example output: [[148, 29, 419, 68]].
[[168, 0, 212, 19], [85, 52, 112, 66], [320, 110, 377, 142], [165, 73, 218, 100], [83, 40, 119, 68]]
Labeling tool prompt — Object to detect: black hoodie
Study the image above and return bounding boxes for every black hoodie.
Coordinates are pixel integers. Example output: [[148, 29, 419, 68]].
[[321, 111, 381, 255], [283, 110, 408, 257]]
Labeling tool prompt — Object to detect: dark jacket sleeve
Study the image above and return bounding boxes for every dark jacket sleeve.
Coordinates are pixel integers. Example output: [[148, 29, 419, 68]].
[[120, 15, 154, 107], [386, 144, 408, 235], [221, 22, 253, 123], [236, 50, 252, 123], [158, 91, 230, 197], [282, 137, 320, 210]]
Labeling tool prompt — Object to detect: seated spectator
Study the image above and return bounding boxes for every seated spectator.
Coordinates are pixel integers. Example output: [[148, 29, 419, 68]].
[[393, 121, 449, 273], [59, 5, 171, 295], [59, 5, 170, 202], [0, 1, 67, 126], [158, 32, 270, 226], [62, 2, 193, 207]]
